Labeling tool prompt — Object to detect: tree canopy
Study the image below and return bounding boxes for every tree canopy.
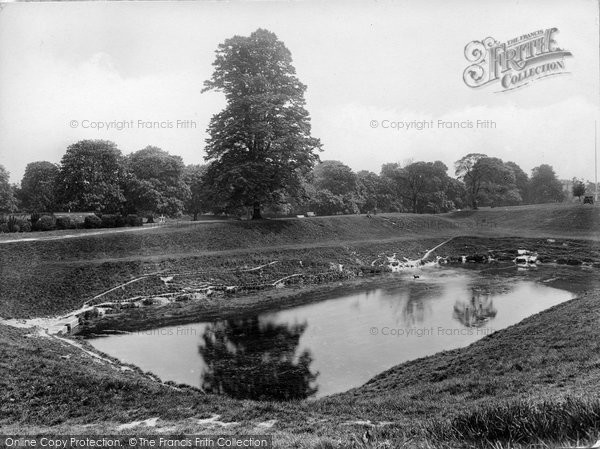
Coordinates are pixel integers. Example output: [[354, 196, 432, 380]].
[[19, 161, 59, 212], [529, 164, 564, 203], [184, 164, 211, 220], [124, 146, 189, 218], [505, 161, 529, 204], [56, 140, 126, 213], [455, 154, 520, 208], [202, 29, 322, 219], [0, 165, 17, 213], [397, 161, 454, 213]]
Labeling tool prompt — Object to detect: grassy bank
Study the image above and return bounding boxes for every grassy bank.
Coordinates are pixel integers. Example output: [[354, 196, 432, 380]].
[[1, 204, 600, 447], [1, 232, 598, 320], [2, 287, 600, 447]]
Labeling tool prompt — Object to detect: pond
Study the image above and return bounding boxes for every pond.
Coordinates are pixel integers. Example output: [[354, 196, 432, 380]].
[[87, 267, 576, 400]]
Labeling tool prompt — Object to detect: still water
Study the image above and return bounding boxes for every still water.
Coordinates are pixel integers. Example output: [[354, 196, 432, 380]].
[[88, 267, 575, 400]]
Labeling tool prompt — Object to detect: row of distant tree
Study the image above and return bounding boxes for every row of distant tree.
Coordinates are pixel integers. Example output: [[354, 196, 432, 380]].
[[282, 154, 578, 216], [0, 142, 588, 219], [1, 30, 590, 220]]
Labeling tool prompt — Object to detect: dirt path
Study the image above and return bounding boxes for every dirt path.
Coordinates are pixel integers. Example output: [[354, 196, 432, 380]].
[[0, 220, 232, 245], [0, 225, 160, 244]]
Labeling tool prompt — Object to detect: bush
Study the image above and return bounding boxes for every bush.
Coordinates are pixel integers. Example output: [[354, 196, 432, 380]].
[[126, 214, 143, 227], [84, 215, 102, 229], [30, 212, 40, 227], [0, 223, 8, 233], [101, 214, 129, 228], [4, 217, 32, 233], [7, 216, 19, 232], [19, 221, 32, 232], [55, 217, 72, 230], [35, 215, 55, 232], [114, 215, 126, 227], [100, 215, 117, 228]]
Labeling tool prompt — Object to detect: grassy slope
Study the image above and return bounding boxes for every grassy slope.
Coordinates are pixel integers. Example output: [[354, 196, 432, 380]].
[[1, 204, 598, 320], [1, 204, 600, 447], [0, 214, 454, 318], [2, 288, 600, 447], [448, 202, 600, 237]]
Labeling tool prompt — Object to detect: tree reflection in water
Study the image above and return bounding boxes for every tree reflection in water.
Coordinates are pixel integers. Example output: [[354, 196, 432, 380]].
[[453, 289, 498, 327], [399, 284, 442, 326], [198, 317, 318, 401]]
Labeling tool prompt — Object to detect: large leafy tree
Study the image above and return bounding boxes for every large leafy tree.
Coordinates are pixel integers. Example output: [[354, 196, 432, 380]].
[[445, 178, 468, 210], [356, 170, 391, 213], [0, 165, 18, 212], [379, 162, 408, 212], [19, 161, 59, 212], [397, 161, 452, 214], [202, 29, 322, 219], [477, 158, 520, 207], [529, 164, 564, 204], [455, 154, 519, 209], [312, 160, 358, 196], [183, 164, 211, 220], [305, 160, 361, 215], [505, 161, 529, 204], [57, 140, 126, 213], [124, 146, 190, 218], [454, 153, 488, 209]]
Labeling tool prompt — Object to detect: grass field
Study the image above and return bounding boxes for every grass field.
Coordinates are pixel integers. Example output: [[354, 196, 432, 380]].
[[1, 203, 600, 447]]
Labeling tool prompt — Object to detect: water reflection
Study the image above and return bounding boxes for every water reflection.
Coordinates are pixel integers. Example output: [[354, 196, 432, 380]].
[[87, 267, 578, 399], [453, 290, 498, 327], [380, 283, 443, 327], [198, 317, 318, 400]]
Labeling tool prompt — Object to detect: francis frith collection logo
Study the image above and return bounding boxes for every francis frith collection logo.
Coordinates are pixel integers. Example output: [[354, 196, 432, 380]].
[[463, 28, 572, 92]]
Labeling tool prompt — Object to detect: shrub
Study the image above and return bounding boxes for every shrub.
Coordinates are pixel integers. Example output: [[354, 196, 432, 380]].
[[30, 212, 40, 227], [19, 221, 32, 232], [35, 215, 55, 231], [0, 223, 8, 233], [114, 214, 126, 227], [7, 216, 19, 232], [100, 215, 117, 228], [126, 214, 143, 227], [84, 215, 102, 229], [55, 216, 72, 230], [6, 217, 31, 233]]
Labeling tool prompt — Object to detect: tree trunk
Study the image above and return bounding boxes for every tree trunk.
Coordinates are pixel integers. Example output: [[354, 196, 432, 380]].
[[193, 212, 198, 221], [252, 201, 262, 220]]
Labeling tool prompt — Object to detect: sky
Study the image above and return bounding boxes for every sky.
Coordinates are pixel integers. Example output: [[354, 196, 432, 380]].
[[0, 0, 599, 184]]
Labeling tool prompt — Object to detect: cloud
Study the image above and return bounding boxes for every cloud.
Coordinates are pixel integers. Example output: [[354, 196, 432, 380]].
[[313, 96, 599, 180], [0, 51, 224, 181]]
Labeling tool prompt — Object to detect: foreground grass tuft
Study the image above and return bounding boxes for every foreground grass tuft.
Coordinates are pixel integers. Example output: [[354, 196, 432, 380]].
[[427, 396, 600, 445]]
